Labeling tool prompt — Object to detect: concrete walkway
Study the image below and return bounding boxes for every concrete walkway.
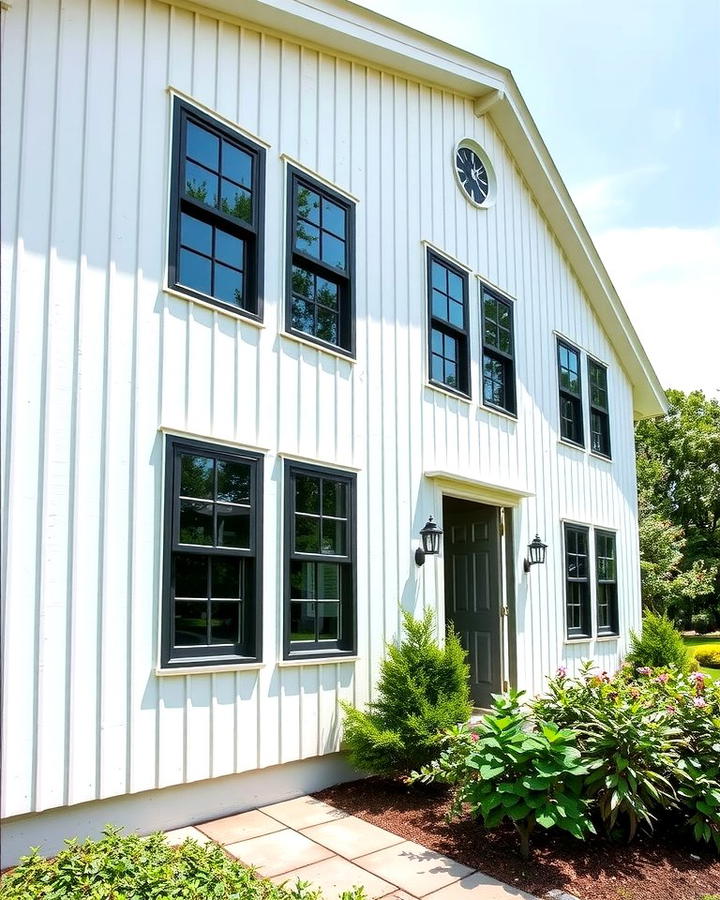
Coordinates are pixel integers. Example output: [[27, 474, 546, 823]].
[[165, 795, 539, 900]]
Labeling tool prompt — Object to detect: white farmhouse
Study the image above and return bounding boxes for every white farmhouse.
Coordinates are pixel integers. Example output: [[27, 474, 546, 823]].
[[0, 0, 666, 866]]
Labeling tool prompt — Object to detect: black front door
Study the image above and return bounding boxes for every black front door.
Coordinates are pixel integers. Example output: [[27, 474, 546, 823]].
[[443, 497, 502, 708]]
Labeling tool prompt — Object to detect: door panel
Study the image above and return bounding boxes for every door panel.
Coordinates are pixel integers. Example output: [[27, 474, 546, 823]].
[[443, 497, 502, 708]]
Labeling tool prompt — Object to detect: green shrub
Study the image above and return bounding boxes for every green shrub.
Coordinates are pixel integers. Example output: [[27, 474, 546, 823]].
[[696, 649, 720, 668], [692, 612, 715, 635], [340, 608, 471, 775], [0, 826, 368, 900], [625, 610, 693, 671], [410, 691, 595, 859]]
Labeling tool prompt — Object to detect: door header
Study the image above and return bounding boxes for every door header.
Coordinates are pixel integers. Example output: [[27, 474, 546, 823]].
[[424, 470, 533, 507]]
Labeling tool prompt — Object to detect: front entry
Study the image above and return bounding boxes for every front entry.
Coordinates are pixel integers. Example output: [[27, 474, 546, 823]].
[[443, 497, 503, 708]]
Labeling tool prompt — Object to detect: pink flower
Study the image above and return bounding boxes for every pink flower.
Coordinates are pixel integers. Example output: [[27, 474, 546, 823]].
[[666, 704, 677, 714], [693, 697, 707, 709], [470, 732, 480, 742], [636, 666, 652, 676], [556, 666, 567, 678], [656, 673, 669, 684], [690, 672, 706, 683]]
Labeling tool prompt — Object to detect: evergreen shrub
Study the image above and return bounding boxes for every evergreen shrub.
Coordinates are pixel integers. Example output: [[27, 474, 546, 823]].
[[625, 610, 693, 672], [340, 608, 471, 775], [692, 612, 715, 635]]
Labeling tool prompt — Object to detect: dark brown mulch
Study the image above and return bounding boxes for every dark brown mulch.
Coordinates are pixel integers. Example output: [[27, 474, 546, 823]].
[[314, 777, 720, 900]]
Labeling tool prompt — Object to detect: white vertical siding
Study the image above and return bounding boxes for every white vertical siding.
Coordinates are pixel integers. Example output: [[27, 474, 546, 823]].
[[2, 0, 642, 820]]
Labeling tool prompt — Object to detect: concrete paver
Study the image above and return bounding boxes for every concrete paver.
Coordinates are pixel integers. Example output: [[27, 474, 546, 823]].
[[423, 870, 539, 900], [196, 809, 285, 844], [261, 796, 348, 829], [164, 826, 212, 846], [302, 815, 405, 859], [273, 855, 397, 899], [354, 840, 474, 898], [224, 827, 334, 876]]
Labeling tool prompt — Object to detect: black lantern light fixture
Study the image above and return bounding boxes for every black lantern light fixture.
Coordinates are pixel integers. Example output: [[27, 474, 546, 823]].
[[523, 534, 548, 573], [415, 516, 443, 566]]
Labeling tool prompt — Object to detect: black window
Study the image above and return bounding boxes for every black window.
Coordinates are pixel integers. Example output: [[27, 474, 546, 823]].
[[284, 463, 356, 659], [596, 530, 618, 635], [557, 340, 584, 446], [589, 360, 611, 457], [481, 285, 516, 414], [287, 168, 355, 354], [162, 437, 262, 667], [428, 251, 470, 397], [565, 524, 591, 638], [169, 99, 265, 317]]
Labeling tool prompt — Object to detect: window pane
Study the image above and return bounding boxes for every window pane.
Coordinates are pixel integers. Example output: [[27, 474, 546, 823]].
[[484, 321, 498, 347], [484, 295, 497, 323], [316, 563, 340, 599], [498, 328, 512, 354], [316, 278, 338, 310], [222, 141, 252, 188], [321, 519, 346, 555], [180, 454, 214, 498], [432, 289, 448, 320], [186, 122, 219, 171], [431, 261, 446, 291], [449, 300, 464, 328], [290, 600, 316, 642], [292, 266, 314, 298], [322, 233, 345, 269], [445, 361, 457, 387], [296, 476, 320, 514], [431, 354, 444, 382], [185, 160, 218, 206], [175, 553, 208, 598], [179, 500, 214, 545], [215, 230, 244, 268], [290, 561, 315, 599], [316, 307, 338, 344], [443, 333, 457, 362], [297, 187, 320, 224], [322, 199, 345, 237], [174, 600, 207, 646], [498, 302, 510, 326], [322, 480, 346, 517], [210, 601, 240, 644], [291, 297, 315, 335], [432, 330, 443, 354], [296, 221, 320, 257], [214, 263, 243, 307], [212, 557, 242, 598], [179, 249, 212, 295], [180, 213, 212, 256], [295, 514, 320, 552], [216, 505, 250, 548], [447, 271, 463, 301], [219, 180, 252, 222], [317, 602, 339, 640]]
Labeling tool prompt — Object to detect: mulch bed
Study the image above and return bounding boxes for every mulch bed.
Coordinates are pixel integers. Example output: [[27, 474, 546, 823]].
[[314, 777, 720, 900]]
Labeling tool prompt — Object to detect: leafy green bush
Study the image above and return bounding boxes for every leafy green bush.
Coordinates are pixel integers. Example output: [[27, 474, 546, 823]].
[[696, 649, 720, 668], [340, 608, 471, 775], [626, 610, 694, 671], [410, 691, 595, 858], [535, 664, 720, 850], [692, 612, 715, 635], [0, 826, 368, 899]]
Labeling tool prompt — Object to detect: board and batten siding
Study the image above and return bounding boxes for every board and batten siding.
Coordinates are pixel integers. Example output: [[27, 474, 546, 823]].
[[1, 0, 641, 820]]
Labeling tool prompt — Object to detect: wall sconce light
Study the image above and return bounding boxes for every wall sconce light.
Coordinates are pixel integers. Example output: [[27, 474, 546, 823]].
[[523, 534, 547, 573], [415, 516, 443, 566]]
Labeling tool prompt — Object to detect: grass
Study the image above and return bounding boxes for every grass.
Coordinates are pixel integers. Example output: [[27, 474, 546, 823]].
[[682, 633, 720, 678]]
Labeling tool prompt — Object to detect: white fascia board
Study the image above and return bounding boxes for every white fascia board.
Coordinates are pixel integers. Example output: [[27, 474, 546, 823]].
[[184, 0, 667, 420]]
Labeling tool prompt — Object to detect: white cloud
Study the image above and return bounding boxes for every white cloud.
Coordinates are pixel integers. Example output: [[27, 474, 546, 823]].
[[570, 166, 665, 229], [593, 226, 720, 397]]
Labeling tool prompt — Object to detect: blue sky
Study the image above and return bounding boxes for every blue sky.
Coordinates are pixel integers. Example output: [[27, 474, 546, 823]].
[[357, 0, 720, 397]]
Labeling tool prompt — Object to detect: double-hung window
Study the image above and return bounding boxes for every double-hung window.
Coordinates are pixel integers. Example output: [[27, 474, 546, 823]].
[[284, 463, 356, 659], [588, 359, 611, 457], [427, 250, 470, 397], [168, 98, 265, 317], [557, 339, 584, 446], [564, 523, 591, 639], [287, 168, 355, 354], [162, 437, 262, 668], [595, 530, 618, 635], [481, 285, 516, 415]]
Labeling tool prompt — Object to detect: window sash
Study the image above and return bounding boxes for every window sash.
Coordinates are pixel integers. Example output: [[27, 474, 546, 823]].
[[427, 251, 470, 397], [162, 437, 263, 668], [565, 524, 591, 638], [557, 340, 584, 446], [595, 530, 618, 635], [588, 360, 611, 457]]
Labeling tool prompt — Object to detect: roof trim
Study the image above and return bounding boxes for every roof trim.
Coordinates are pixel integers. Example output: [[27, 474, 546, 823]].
[[171, 0, 667, 419]]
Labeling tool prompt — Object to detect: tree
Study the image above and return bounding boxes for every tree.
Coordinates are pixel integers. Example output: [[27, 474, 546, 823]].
[[635, 389, 720, 625]]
